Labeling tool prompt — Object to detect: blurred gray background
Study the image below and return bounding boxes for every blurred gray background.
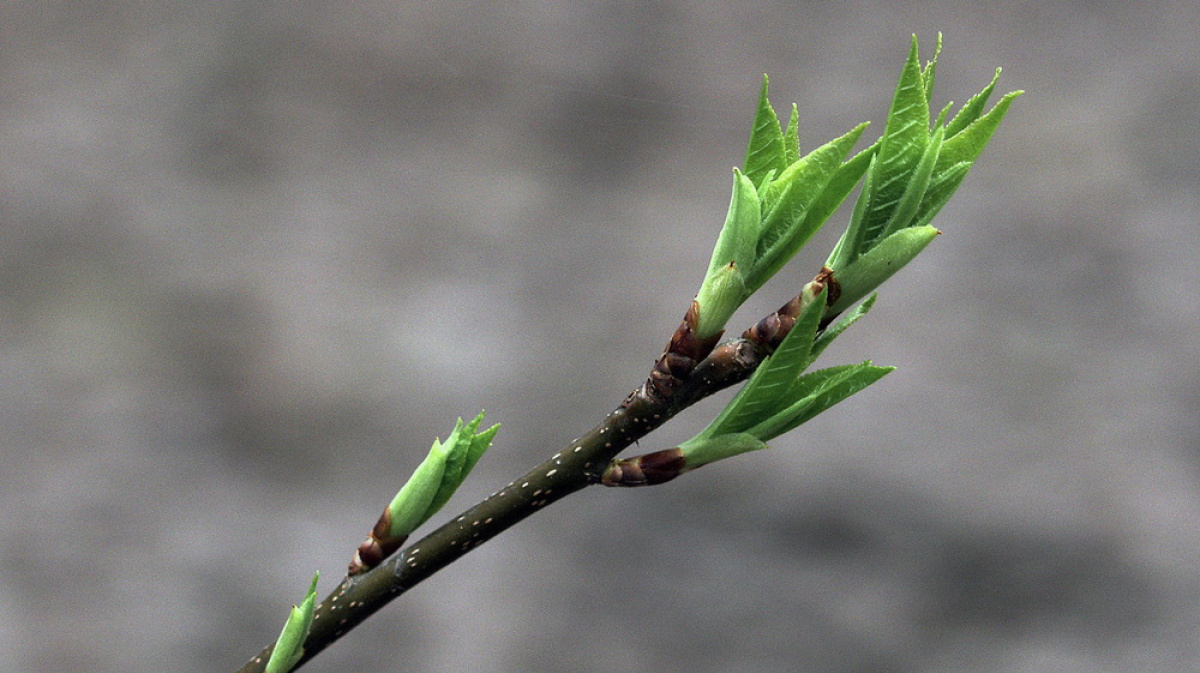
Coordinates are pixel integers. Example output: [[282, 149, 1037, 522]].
[[2, 2, 1197, 672]]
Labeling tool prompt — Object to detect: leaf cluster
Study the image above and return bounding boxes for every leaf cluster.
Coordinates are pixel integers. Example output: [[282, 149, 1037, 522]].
[[824, 34, 1022, 312], [247, 35, 1022, 673], [696, 34, 1022, 334]]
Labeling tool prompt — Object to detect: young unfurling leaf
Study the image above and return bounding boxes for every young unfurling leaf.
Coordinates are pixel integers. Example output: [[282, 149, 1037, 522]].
[[743, 75, 787, 188], [264, 572, 320, 673], [348, 412, 498, 575]]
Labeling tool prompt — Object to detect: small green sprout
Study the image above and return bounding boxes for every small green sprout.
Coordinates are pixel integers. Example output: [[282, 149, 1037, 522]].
[[606, 36, 1020, 487], [348, 412, 499, 575], [694, 101, 868, 338], [264, 572, 319, 673], [680, 287, 890, 466]]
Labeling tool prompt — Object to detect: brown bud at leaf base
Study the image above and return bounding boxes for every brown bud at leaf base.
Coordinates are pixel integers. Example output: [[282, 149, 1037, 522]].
[[742, 297, 799, 348], [812, 266, 840, 306], [600, 448, 687, 487], [646, 301, 723, 401], [743, 267, 840, 350], [347, 507, 408, 576]]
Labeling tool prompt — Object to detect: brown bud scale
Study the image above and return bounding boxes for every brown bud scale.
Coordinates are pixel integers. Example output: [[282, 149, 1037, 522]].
[[813, 266, 840, 306], [600, 448, 686, 487], [742, 267, 841, 351], [644, 300, 723, 402], [347, 507, 408, 576]]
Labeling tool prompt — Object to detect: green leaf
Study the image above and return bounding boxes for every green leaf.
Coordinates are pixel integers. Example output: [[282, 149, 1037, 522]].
[[801, 135, 877, 256], [934, 100, 954, 130], [748, 122, 868, 292], [436, 418, 471, 489], [695, 260, 750, 339], [677, 433, 769, 470], [743, 75, 786, 188], [810, 293, 877, 361], [911, 89, 1022, 229], [946, 68, 1000, 138], [746, 362, 893, 440], [857, 35, 931, 253], [828, 225, 940, 315], [426, 412, 498, 516], [825, 153, 878, 271], [878, 123, 945, 240], [462, 421, 499, 478], [934, 89, 1023, 172], [386, 437, 450, 538], [704, 169, 761, 279], [758, 123, 867, 234], [735, 287, 827, 432], [921, 32, 943, 106], [783, 104, 800, 166], [909, 161, 971, 230], [787, 363, 893, 427], [265, 572, 320, 673], [699, 288, 827, 441], [695, 168, 759, 337]]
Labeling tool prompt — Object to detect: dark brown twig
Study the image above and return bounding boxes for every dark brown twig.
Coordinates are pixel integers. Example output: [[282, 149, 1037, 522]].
[[235, 271, 831, 673]]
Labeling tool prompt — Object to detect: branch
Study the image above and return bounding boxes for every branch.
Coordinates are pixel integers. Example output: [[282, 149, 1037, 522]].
[[234, 35, 1020, 671], [235, 286, 787, 673]]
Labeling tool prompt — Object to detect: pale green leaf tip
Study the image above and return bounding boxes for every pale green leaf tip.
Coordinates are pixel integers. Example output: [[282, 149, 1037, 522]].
[[386, 410, 501, 538], [828, 225, 939, 314], [695, 259, 749, 338], [697, 167, 759, 333], [265, 571, 320, 673], [425, 411, 498, 518]]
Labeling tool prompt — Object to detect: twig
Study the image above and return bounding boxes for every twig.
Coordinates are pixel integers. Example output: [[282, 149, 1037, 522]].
[[235, 289, 790, 673]]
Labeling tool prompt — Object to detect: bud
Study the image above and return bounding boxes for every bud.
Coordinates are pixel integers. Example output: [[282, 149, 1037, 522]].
[[265, 572, 319, 673], [695, 169, 757, 339], [348, 413, 498, 575]]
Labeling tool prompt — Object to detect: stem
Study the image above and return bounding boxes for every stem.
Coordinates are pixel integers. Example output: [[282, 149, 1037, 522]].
[[235, 300, 793, 672]]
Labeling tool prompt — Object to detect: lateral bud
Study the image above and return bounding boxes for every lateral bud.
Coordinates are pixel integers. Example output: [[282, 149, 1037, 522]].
[[348, 508, 408, 576], [600, 448, 687, 487], [645, 300, 723, 401], [742, 266, 839, 350]]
